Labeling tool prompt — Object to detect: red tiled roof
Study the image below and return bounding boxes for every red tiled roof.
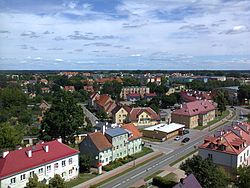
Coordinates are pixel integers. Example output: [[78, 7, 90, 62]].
[[122, 123, 142, 141], [111, 105, 132, 115], [172, 100, 215, 117], [0, 140, 79, 179], [95, 77, 123, 84], [127, 93, 141, 97], [64, 86, 75, 91], [129, 107, 160, 121], [88, 132, 112, 151], [180, 91, 213, 102], [96, 94, 111, 108]]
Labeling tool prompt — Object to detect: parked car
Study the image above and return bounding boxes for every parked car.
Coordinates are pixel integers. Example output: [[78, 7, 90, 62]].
[[183, 129, 189, 135], [182, 137, 190, 143], [174, 136, 181, 141]]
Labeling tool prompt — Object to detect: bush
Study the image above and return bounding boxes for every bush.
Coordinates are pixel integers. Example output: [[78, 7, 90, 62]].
[[152, 176, 176, 188]]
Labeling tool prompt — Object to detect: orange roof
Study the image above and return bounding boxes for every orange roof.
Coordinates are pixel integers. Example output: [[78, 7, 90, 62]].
[[88, 132, 112, 151], [122, 123, 142, 141], [96, 94, 111, 108], [129, 107, 160, 121]]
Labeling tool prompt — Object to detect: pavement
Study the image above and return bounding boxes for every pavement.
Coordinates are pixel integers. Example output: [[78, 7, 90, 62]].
[[78, 103, 98, 126]]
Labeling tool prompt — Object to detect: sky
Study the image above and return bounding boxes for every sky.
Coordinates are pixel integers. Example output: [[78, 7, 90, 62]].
[[0, 0, 250, 70]]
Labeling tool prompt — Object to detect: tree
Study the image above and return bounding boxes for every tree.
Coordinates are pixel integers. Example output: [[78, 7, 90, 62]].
[[101, 81, 122, 100], [79, 154, 92, 173], [0, 122, 23, 150], [238, 85, 250, 104], [49, 174, 65, 188], [234, 165, 250, 188], [26, 174, 48, 188], [180, 155, 229, 188], [40, 91, 87, 143], [214, 91, 227, 114]]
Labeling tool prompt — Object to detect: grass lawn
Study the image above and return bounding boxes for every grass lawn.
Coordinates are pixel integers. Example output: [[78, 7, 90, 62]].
[[164, 172, 178, 181], [65, 173, 97, 188], [194, 110, 230, 130], [170, 149, 197, 166], [103, 147, 153, 171], [144, 170, 164, 181]]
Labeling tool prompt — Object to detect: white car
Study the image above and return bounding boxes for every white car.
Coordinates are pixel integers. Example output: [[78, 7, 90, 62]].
[[174, 136, 181, 141]]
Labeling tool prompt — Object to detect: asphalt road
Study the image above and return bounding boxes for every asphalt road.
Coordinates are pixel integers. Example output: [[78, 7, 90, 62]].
[[78, 103, 98, 126], [100, 107, 244, 188]]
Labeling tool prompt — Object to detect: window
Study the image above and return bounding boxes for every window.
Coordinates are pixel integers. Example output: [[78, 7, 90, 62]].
[[109, 156, 112, 160], [30, 171, 35, 177], [62, 172, 66, 177], [20, 174, 26, 181], [47, 165, 51, 172], [69, 158, 73, 165], [54, 163, 59, 169], [39, 168, 43, 174], [62, 160, 66, 167], [248, 150, 249, 156], [69, 169, 73, 175], [10, 177, 16, 184], [116, 146, 119, 149], [208, 154, 213, 160], [240, 156, 242, 162], [106, 158, 108, 162]]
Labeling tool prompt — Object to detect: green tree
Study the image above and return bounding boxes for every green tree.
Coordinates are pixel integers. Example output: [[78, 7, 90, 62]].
[[238, 85, 250, 104], [0, 122, 24, 150], [26, 174, 48, 188], [180, 155, 229, 188], [234, 165, 250, 188], [40, 91, 87, 143], [101, 81, 122, 100], [79, 154, 92, 173], [214, 91, 227, 114], [49, 174, 65, 188]]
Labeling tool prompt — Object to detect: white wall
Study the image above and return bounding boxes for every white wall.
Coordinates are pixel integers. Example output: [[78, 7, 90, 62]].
[[236, 145, 250, 167], [1, 154, 79, 188]]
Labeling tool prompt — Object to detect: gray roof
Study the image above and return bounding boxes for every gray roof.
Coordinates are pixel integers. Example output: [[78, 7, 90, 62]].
[[105, 127, 127, 137]]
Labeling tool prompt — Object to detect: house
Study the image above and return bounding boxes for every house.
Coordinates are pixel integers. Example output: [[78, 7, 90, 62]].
[[144, 93, 157, 101], [95, 77, 123, 85], [199, 122, 250, 170], [165, 84, 186, 96], [142, 123, 185, 141], [180, 90, 213, 103], [79, 124, 142, 168], [40, 79, 48, 85], [112, 106, 160, 126], [83, 85, 94, 93], [0, 139, 79, 188], [127, 93, 141, 102], [93, 94, 117, 117], [59, 72, 79, 78], [120, 86, 150, 100], [39, 100, 50, 114], [171, 100, 216, 129], [147, 77, 161, 85], [172, 174, 202, 188], [64, 86, 75, 92], [41, 87, 50, 94]]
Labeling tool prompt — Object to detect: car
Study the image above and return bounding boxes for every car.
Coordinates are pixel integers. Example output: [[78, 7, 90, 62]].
[[182, 137, 190, 143], [174, 136, 181, 141], [183, 129, 189, 135]]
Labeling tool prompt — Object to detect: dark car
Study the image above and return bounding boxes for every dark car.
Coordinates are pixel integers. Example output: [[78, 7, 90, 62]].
[[183, 129, 189, 135], [182, 137, 190, 143]]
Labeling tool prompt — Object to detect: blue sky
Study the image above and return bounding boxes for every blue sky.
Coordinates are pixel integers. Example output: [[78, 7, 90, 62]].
[[0, 0, 250, 70]]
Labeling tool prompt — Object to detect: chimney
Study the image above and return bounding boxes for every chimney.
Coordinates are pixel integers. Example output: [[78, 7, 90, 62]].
[[3, 151, 9, 158], [57, 138, 62, 143], [43, 145, 49, 152], [102, 125, 106, 135], [26, 150, 32, 158]]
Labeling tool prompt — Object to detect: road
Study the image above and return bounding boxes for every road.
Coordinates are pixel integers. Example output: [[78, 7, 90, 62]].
[[100, 107, 244, 188], [78, 103, 98, 126]]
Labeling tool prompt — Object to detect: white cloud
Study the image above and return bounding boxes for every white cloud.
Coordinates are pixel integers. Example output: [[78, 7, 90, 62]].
[[55, 58, 64, 62]]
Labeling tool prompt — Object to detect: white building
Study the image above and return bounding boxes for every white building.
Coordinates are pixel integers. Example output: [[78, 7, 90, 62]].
[[0, 139, 79, 188], [79, 123, 142, 168], [199, 122, 250, 169]]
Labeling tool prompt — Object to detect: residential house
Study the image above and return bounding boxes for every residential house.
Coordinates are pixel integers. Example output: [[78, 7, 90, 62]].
[[95, 77, 123, 85], [180, 90, 213, 103], [172, 174, 202, 188], [127, 93, 141, 102], [92, 94, 117, 117], [41, 87, 50, 94], [79, 124, 142, 167], [171, 100, 216, 129], [199, 122, 250, 169], [40, 79, 48, 85], [0, 139, 79, 188], [112, 106, 160, 126], [39, 100, 50, 114], [147, 77, 161, 85], [120, 86, 150, 100], [64, 86, 75, 92], [83, 85, 94, 93], [144, 93, 157, 101]]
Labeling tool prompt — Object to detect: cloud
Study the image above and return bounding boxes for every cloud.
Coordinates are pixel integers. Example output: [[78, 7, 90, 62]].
[[130, 54, 141, 57], [20, 31, 40, 38], [54, 36, 66, 41], [221, 25, 250, 34], [55, 58, 64, 62], [0, 30, 10, 34], [84, 42, 112, 47], [43, 30, 54, 34], [34, 57, 42, 60], [47, 47, 63, 50]]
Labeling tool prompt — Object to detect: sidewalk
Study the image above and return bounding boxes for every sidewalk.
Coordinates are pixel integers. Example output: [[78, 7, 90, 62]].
[[73, 150, 162, 188]]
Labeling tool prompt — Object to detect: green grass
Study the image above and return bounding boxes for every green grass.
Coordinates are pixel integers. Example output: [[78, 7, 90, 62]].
[[103, 147, 153, 171], [65, 173, 97, 188], [170, 149, 198, 166], [144, 170, 164, 181], [92, 153, 164, 187], [194, 110, 230, 130], [163, 172, 178, 181]]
